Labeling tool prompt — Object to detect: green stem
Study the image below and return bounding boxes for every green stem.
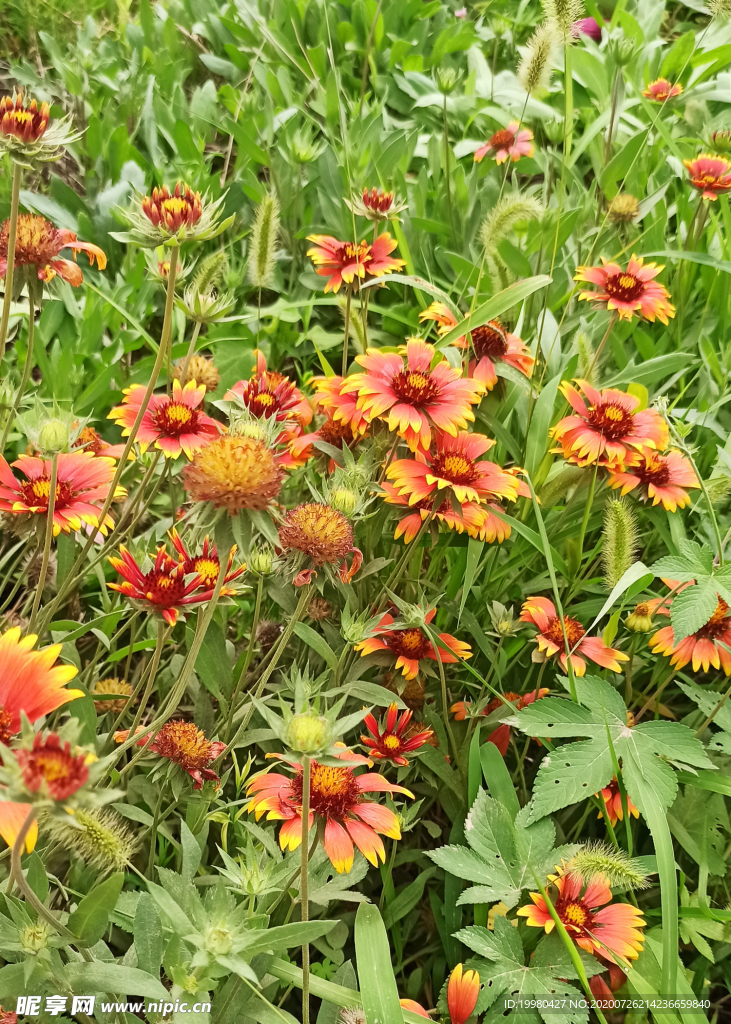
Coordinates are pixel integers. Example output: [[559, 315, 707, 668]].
[[342, 286, 353, 376], [300, 754, 311, 1024], [146, 785, 165, 878], [28, 453, 57, 632], [588, 314, 616, 378], [127, 620, 168, 737], [225, 573, 264, 740], [0, 162, 23, 369], [1, 277, 37, 451], [180, 321, 202, 384], [576, 463, 598, 568], [695, 677, 731, 738], [443, 93, 453, 236], [563, 44, 574, 160]]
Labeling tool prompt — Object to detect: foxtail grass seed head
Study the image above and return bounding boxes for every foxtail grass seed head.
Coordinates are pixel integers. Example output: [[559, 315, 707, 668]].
[[480, 196, 543, 260], [42, 808, 139, 874], [542, 0, 586, 41], [707, 0, 731, 18], [518, 24, 560, 95], [568, 843, 651, 890], [575, 330, 597, 383], [602, 498, 638, 589], [608, 194, 640, 223], [247, 193, 280, 290]]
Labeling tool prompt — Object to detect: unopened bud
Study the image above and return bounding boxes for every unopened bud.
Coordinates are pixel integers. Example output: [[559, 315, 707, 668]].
[[37, 418, 70, 454], [329, 488, 359, 516], [711, 129, 731, 153], [625, 602, 654, 633], [21, 924, 49, 953], [249, 547, 274, 577], [607, 34, 636, 66], [287, 712, 331, 753], [437, 67, 460, 95]]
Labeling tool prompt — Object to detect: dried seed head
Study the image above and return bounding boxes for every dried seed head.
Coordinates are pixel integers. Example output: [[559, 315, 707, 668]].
[[608, 194, 640, 223], [542, 0, 586, 41]]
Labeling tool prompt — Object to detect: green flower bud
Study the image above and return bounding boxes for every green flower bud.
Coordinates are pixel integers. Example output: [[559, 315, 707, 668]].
[[21, 923, 49, 953], [711, 129, 731, 153], [37, 417, 70, 455], [287, 712, 331, 753], [436, 67, 460, 95], [329, 488, 359, 517], [625, 602, 654, 633], [249, 546, 275, 577]]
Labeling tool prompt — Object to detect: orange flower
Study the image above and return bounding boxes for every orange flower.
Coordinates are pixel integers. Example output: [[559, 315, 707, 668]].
[[246, 747, 413, 873], [381, 481, 495, 544], [289, 406, 365, 467], [311, 375, 371, 436], [0, 91, 49, 142], [683, 153, 731, 200], [278, 502, 362, 586], [108, 378, 222, 459], [451, 689, 549, 754], [0, 214, 106, 286], [16, 732, 89, 801], [607, 450, 699, 511], [168, 528, 246, 591], [306, 232, 405, 293], [642, 78, 682, 101], [361, 704, 434, 766], [550, 379, 669, 469], [474, 121, 534, 163], [597, 776, 640, 827], [0, 450, 125, 536], [343, 339, 482, 451], [650, 593, 731, 674], [447, 964, 480, 1024], [355, 609, 471, 680], [520, 596, 629, 676], [575, 255, 674, 324], [183, 435, 284, 513], [142, 182, 202, 232], [386, 430, 528, 506], [400, 1000, 430, 1019], [517, 869, 646, 965], [117, 721, 226, 790]]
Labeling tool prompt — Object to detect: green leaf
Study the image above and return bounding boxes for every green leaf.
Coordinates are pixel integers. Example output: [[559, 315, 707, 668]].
[[480, 742, 520, 819], [428, 276, 552, 350], [239, 921, 337, 955], [292, 622, 339, 671], [69, 873, 124, 946], [382, 869, 435, 930], [525, 374, 560, 479], [670, 580, 718, 643], [180, 821, 202, 883], [64, 962, 168, 999], [355, 904, 404, 1024], [134, 893, 163, 976]]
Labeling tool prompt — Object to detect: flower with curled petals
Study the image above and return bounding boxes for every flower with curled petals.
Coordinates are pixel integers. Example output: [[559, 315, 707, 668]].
[[0, 450, 125, 536], [0, 90, 79, 164], [246, 747, 413, 873], [447, 964, 480, 1024], [115, 721, 226, 790], [361, 704, 433, 766], [386, 430, 528, 507], [113, 183, 232, 248], [597, 777, 639, 827], [355, 609, 471, 681], [550, 380, 669, 469], [1, 91, 49, 143], [683, 153, 731, 200], [642, 78, 682, 101], [343, 339, 482, 452], [517, 868, 645, 965], [345, 187, 407, 223], [575, 255, 674, 324], [521, 596, 629, 676], [306, 232, 405, 293], [168, 527, 246, 591], [474, 122, 533, 164], [108, 378, 221, 459], [226, 350, 312, 428], [16, 732, 89, 802], [607, 450, 699, 511], [0, 214, 106, 286], [311, 375, 370, 436], [381, 481, 494, 544], [451, 689, 549, 754], [650, 592, 731, 675]]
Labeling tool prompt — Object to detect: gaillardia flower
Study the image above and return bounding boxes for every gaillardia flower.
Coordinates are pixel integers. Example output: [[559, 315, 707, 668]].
[[246, 747, 413, 873], [345, 187, 408, 222], [0, 451, 125, 536], [381, 482, 495, 544], [169, 528, 246, 591], [311, 375, 371, 436], [517, 868, 646, 965], [355, 609, 471, 680], [173, 354, 220, 393], [550, 380, 669, 468], [683, 154, 731, 200], [642, 78, 682, 101], [16, 733, 89, 801], [108, 378, 221, 459], [386, 430, 528, 506], [447, 964, 480, 1024], [278, 502, 362, 586], [113, 182, 232, 248], [0, 91, 49, 143], [182, 435, 284, 513], [72, 426, 127, 460], [0, 214, 106, 286], [650, 593, 731, 674], [451, 689, 549, 755], [474, 122, 534, 164], [361, 704, 434, 766], [117, 721, 226, 790], [306, 233, 405, 293], [607, 450, 699, 511], [91, 677, 135, 714], [575, 255, 675, 324], [520, 596, 629, 676], [343, 339, 482, 452], [0, 90, 79, 163], [597, 777, 640, 827]]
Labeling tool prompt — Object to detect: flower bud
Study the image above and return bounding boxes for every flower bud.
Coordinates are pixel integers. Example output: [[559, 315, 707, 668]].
[[607, 33, 636, 66], [711, 128, 731, 153], [287, 712, 331, 753], [437, 67, 460, 95], [625, 602, 654, 633], [249, 546, 275, 577], [37, 417, 70, 455], [21, 923, 49, 953], [329, 487, 359, 517]]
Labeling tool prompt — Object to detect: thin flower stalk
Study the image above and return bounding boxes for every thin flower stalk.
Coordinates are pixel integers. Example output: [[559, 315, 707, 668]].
[[0, 162, 22, 367], [0, 277, 38, 452], [224, 573, 264, 740], [27, 454, 57, 632], [301, 753, 312, 1024]]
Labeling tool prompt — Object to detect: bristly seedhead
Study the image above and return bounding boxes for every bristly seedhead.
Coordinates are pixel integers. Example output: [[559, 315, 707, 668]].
[[518, 23, 561, 94], [568, 842, 651, 890], [42, 807, 139, 875], [602, 498, 638, 589], [480, 196, 544, 258], [707, 0, 731, 19], [247, 192, 280, 290], [541, 0, 586, 41]]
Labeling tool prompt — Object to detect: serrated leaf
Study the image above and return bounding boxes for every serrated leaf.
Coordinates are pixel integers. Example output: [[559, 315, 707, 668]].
[[670, 580, 718, 643]]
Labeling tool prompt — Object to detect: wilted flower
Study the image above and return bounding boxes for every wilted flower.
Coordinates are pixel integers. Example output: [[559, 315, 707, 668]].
[[16, 733, 89, 801], [642, 78, 682, 101], [173, 355, 221, 393], [574, 255, 675, 324], [608, 194, 640, 223], [306, 233, 406, 293], [0, 214, 106, 286], [278, 502, 362, 586], [345, 187, 408, 222], [683, 153, 731, 200], [91, 677, 135, 714], [117, 721, 226, 789], [474, 122, 534, 164], [183, 435, 284, 513]]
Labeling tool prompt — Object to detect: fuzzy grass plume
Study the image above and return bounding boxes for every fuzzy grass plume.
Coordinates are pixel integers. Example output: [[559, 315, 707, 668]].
[[567, 842, 651, 890], [602, 498, 638, 589], [247, 192, 280, 290], [542, 0, 585, 40], [192, 250, 228, 296], [44, 808, 139, 875], [480, 197, 543, 278], [518, 23, 560, 94]]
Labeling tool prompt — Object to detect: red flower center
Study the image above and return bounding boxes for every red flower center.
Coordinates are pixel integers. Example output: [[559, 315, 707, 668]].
[[471, 321, 508, 359], [318, 418, 358, 448], [384, 627, 432, 661], [292, 762, 361, 818], [142, 567, 188, 608], [152, 400, 200, 437], [543, 615, 585, 647], [635, 454, 670, 487], [239, 377, 299, 420], [586, 400, 634, 440], [393, 369, 440, 404], [698, 599, 731, 640], [489, 128, 515, 148], [20, 477, 75, 511], [0, 708, 13, 745], [0, 214, 64, 268], [17, 736, 89, 800], [604, 272, 643, 302], [430, 451, 479, 485], [363, 188, 394, 212]]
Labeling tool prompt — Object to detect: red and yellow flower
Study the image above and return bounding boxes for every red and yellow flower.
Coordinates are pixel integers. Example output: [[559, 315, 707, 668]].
[[169, 528, 246, 591], [16, 732, 90, 801], [606, 450, 699, 511], [355, 609, 471, 680], [575, 255, 674, 324], [650, 592, 731, 674], [183, 434, 284, 513], [447, 964, 480, 1024], [0, 214, 106, 286], [0, 450, 125, 536], [108, 378, 221, 459], [72, 426, 128, 460], [142, 182, 202, 233], [517, 868, 646, 965], [226, 351, 312, 428], [0, 91, 49, 142], [246, 747, 413, 873], [115, 721, 225, 790], [474, 121, 534, 164], [311, 375, 371, 436], [683, 153, 731, 200], [520, 596, 629, 676], [451, 689, 550, 755], [597, 777, 640, 827], [386, 430, 528, 507], [361, 703, 434, 766], [306, 233, 405, 293], [342, 339, 482, 451], [550, 380, 669, 469], [381, 481, 496, 544], [642, 78, 682, 101]]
